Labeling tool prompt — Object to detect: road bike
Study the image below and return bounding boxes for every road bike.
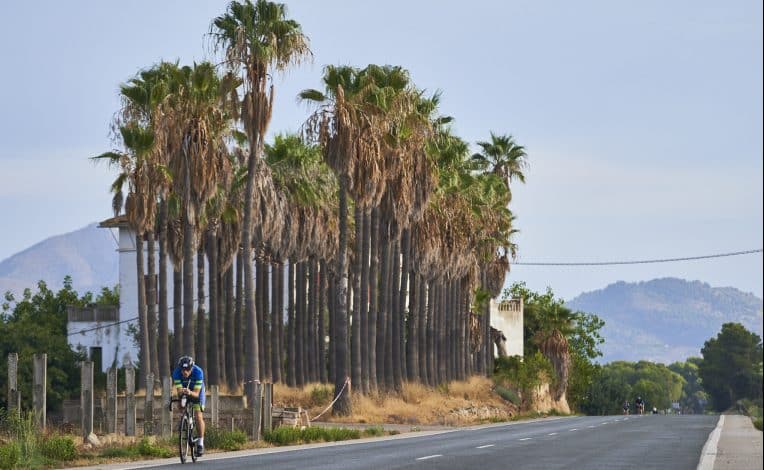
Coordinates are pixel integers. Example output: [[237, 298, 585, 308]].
[[636, 403, 645, 415], [170, 394, 199, 464]]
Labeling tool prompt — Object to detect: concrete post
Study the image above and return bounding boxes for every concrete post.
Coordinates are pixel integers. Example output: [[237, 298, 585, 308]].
[[33, 353, 47, 431], [7, 353, 20, 417], [210, 385, 219, 428], [161, 377, 172, 437], [81, 361, 94, 441], [251, 381, 262, 440], [144, 373, 154, 436], [125, 365, 136, 436], [263, 383, 273, 433], [106, 367, 118, 434]]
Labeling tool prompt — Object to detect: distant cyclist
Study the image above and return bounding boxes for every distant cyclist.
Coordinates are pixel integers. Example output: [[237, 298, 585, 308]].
[[172, 356, 206, 455], [635, 396, 645, 415], [622, 400, 630, 415]]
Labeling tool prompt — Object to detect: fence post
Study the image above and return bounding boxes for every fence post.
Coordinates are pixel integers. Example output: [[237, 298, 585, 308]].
[[106, 367, 118, 434], [144, 373, 154, 436], [81, 361, 94, 441], [125, 365, 136, 436], [263, 383, 272, 433], [251, 381, 262, 440], [33, 353, 47, 431], [8, 353, 20, 417], [210, 385, 219, 428], [161, 377, 172, 437]]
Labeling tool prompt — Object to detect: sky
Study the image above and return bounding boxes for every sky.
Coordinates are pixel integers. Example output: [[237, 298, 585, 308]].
[[0, 0, 761, 300]]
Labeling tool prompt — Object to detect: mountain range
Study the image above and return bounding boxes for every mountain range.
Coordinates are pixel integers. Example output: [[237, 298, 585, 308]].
[[567, 278, 763, 364], [2, 223, 761, 365]]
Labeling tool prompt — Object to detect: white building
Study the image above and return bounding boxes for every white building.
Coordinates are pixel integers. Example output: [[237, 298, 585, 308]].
[[67, 216, 140, 371], [490, 297, 524, 357]]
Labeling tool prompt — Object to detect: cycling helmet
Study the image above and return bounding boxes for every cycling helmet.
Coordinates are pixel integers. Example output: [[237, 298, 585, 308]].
[[177, 356, 194, 370]]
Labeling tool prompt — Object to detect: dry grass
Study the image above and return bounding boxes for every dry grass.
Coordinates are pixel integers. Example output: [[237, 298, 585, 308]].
[[272, 377, 516, 426]]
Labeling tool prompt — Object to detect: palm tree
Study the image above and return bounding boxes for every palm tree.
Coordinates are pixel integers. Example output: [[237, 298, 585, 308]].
[[211, 0, 311, 395], [471, 132, 528, 202]]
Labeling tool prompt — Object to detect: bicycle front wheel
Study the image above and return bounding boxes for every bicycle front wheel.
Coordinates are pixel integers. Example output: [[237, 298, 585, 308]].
[[178, 415, 189, 464], [190, 416, 198, 463]]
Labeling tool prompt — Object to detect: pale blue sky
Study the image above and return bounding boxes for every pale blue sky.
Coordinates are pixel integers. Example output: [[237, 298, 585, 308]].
[[0, 0, 761, 299]]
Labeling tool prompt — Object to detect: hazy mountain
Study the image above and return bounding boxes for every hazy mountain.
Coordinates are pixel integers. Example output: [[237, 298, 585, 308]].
[[567, 278, 763, 364], [0, 223, 118, 298]]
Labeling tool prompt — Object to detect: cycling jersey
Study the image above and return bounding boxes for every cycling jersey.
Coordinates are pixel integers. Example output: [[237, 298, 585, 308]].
[[172, 364, 206, 407]]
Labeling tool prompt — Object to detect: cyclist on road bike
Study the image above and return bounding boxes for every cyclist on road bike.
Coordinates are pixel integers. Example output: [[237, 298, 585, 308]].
[[622, 399, 630, 415], [172, 356, 206, 456], [635, 396, 645, 415]]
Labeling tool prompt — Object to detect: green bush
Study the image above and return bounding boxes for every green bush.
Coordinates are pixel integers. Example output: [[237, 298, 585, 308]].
[[205, 427, 248, 450], [263, 426, 361, 445], [136, 437, 172, 458], [495, 385, 520, 405], [362, 425, 384, 437], [0, 442, 21, 470], [99, 446, 137, 458], [39, 435, 76, 461], [494, 353, 555, 408], [309, 385, 332, 405]]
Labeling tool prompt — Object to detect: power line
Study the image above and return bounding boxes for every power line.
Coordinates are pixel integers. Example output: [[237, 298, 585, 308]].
[[512, 248, 763, 266]]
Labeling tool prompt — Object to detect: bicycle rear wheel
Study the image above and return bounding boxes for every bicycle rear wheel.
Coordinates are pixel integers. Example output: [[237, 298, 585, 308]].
[[178, 415, 189, 463]]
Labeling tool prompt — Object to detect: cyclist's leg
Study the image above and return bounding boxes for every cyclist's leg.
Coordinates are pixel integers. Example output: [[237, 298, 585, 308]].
[[194, 406, 205, 440]]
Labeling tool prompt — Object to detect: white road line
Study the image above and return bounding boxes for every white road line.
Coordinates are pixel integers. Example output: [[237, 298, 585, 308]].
[[416, 454, 442, 461], [600, 422, 608, 425], [588, 425, 596, 428], [518, 438, 532, 441], [697, 415, 725, 470], [548, 432, 557, 436], [569, 428, 578, 432], [476, 444, 494, 449]]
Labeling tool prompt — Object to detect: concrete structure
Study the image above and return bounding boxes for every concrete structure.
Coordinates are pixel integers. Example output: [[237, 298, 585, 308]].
[[66, 216, 139, 371], [490, 298, 524, 357]]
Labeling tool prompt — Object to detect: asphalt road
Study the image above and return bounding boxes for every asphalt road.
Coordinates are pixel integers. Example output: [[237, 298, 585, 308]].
[[142, 414, 717, 470]]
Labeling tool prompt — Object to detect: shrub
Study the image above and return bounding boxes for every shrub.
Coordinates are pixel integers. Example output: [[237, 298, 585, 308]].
[[39, 435, 76, 461], [136, 437, 172, 458], [205, 427, 248, 451], [362, 425, 384, 437], [99, 446, 137, 458], [309, 385, 332, 406], [263, 427, 301, 445], [0, 442, 21, 470], [263, 426, 361, 445], [495, 385, 520, 405]]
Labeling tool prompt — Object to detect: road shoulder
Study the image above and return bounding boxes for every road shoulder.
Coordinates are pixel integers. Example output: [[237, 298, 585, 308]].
[[713, 414, 763, 470]]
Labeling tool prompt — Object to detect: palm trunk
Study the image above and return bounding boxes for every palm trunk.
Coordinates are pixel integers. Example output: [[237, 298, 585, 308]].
[[235, 250, 244, 386], [182, 219, 195, 357], [173, 262, 183, 362], [390, 239, 402, 392], [309, 257, 319, 383], [207, 230, 219, 385], [196, 246, 206, 369], [384, 239, 394, 391], [318, 260, 328, 383], [135, 231, 150, 383], [242, 153, 260, 401], [406, 266, 418, 382], [360, 210, 370, 393], [368, 208, 380, 393], [417, 274, 427, 384], [399, 229, 411, 383], [376, 235, 388, 390], [146, 229, 159, 381], [426, 281, 436, 386], [271, 262, 282, 383], [295, 261, 306, 387], [351, 206, 362, 391], [333, 176, 351, 415], [158, 202, 170, 379], [287, 260, 296, 387], [225, 265, 238, 390]]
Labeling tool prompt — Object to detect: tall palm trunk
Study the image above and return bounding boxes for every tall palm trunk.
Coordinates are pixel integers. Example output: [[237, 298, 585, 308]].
[[351, 206, 362, 390], [398, 229, 411, 382], [391, 239, 402, 392], [360, 210, 371, 393], [384, 240, 395, 391], [158, 202, 170, 379], [146, 229, 159, 381], [295, 261, 306, 386], [173, 263, 183, 362], [242, 155, 260, 400], [182, 219, 195, 357], [426, 281, 436, 386], [376, 235, 389, 390], [368, 208, 380, 392], [287, 260, 296, 387], [207, 230, 220, 385], [318, 260, 328, 383], [225, 265, 238, 390], [406, 265, 418, 382], [217, 246, 226, 386], [135, 231, 150, 384], [271, 262, 283, 383], [196, 246, 207, 369], [333, 177, 351, 415], [235, 251, 244, 385], [417, 275, 427, 384]]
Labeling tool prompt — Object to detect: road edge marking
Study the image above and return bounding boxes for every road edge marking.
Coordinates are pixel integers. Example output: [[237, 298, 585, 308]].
[[696, 414, 724, 470]]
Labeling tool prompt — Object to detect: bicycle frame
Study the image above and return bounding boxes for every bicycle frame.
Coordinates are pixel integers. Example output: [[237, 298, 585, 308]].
[[171, 393, 199, 464]]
